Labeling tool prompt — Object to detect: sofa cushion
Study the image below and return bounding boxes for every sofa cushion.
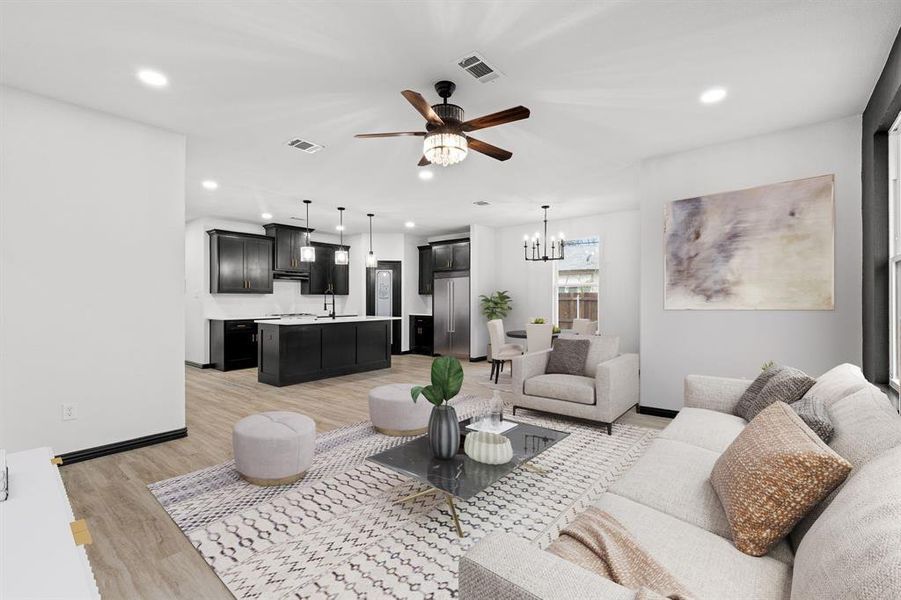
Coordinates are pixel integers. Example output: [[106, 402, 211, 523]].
[[791, 396, 833, 442], [657, 407, 747, 453], [711, 402, 851, 556], [801, 362, 868, 408], [791, 446, 901, 600], [559, 334, 618, 377], [608, 438, 732, 540], [545, 338, 590, 376], [738, 366, 815, 421], [593, 493, 792, 600], [790, 384, 901, 547], [524, 373, 595, 405], [734, 364, 783, 418]]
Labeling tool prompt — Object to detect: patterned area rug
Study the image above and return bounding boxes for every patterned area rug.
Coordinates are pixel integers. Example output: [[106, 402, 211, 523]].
[[149, 396, 655, 599]]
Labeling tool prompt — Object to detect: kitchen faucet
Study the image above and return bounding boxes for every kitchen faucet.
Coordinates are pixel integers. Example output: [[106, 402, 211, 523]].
[[324, 285, 336, 319]]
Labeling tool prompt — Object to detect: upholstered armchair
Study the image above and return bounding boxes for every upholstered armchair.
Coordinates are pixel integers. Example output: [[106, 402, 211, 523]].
[[511, 335, 639, 434]]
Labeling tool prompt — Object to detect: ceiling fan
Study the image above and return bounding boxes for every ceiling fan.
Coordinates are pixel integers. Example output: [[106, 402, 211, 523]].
[[354, 80, 530, 167]]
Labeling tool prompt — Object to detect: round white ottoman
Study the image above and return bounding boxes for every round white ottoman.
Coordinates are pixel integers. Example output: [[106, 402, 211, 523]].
[[233, 412, 315, 486], [369, 383, 432, 436]]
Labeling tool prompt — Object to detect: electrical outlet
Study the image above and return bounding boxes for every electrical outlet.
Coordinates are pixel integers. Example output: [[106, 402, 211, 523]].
[[61, 403, 77, 421]]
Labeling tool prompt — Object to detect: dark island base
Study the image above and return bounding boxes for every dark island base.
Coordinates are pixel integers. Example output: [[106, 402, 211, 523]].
[[257, 320, 392, 387]]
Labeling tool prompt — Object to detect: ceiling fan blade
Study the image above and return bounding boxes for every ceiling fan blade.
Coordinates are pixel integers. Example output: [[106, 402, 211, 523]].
[[418, 155, 431, 166], [466, 136, 513, 161], [401, 90, 445, 126], [462, 106, 530, 132], [355, 131, 426, 138]]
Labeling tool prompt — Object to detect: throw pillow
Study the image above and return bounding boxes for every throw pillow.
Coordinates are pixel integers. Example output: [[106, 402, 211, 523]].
[[791, 396, 834, 442], [737, 365, 815, 421], [710, 401, 852, 556], [545, 338, 591, 376], [734, 364, 784, 419]]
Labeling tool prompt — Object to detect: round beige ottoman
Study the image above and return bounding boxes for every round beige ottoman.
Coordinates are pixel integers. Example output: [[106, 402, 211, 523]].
[[233, 412, 315, 486], [369, 383, 432, 436]]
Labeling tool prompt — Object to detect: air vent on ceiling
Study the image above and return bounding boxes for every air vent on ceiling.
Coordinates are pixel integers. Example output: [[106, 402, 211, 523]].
[[457, 52, 501, 83], [473, 200, 491, 206], [286, 137, 324, 154]]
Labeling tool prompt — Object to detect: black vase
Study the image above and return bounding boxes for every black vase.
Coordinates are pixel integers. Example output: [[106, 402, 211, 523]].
[[428, 404, 460, 459]]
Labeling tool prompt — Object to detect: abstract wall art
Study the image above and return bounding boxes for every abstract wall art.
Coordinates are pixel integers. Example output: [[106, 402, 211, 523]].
[[664, 174, 834, 310]]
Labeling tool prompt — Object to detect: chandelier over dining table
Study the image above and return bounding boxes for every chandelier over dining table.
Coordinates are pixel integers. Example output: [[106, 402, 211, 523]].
[[524, 205, 565, 262]]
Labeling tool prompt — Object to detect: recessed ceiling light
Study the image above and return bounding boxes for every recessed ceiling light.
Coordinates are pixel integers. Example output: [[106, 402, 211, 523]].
[[136, 69, 168, 88], [405, 221, 416, 228], [418, 170, 434, 181], [201, 180, 218, 190], [261, 212, 273, 220], [699, 87, 727, 105], [473, 200, 491, 206]]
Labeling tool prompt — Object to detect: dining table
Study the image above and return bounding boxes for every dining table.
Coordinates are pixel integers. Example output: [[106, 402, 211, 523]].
[[505, 329, 570, 339]]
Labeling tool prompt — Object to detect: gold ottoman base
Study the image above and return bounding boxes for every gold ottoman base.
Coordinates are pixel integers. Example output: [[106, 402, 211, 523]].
[[239, 471, 305, 487], [374, 425, 427, 437]]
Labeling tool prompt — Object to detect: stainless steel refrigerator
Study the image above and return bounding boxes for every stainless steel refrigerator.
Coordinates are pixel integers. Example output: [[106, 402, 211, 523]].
[[433, 271, 470, 359]]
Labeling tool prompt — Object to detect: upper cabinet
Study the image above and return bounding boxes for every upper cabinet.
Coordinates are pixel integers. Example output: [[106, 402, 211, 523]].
[[263, 223, 312, 275], [208, 230, 273, 294], [302, 242, 350, 295], [431, 240, 470, 273], [418, 245, 433, 295]]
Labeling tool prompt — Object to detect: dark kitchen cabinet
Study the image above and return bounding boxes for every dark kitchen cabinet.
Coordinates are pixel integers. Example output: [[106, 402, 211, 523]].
[[210, 319, 268, 371], [263, 223, 313, 275], [431, 240, 470, 272], [410, 315, 434, 355], [417, 245, 433, 295], [302, 242, 350, 295], [208, 230, 273, 293]]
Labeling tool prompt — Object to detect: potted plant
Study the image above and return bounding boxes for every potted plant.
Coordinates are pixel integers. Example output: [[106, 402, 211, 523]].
[[411, 356, 464, 459], [479, 290, 513, 320]]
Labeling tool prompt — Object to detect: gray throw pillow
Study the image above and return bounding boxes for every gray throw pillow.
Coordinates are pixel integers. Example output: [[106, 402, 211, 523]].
[[791, 396, 834, 442], [740, 366, 816, 422], [545, 338, 591, 376], [734, 364, 784, 418]]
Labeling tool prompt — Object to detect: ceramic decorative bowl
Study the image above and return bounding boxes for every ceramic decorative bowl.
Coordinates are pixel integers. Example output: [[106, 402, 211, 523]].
[[464, 431, 513, 465]]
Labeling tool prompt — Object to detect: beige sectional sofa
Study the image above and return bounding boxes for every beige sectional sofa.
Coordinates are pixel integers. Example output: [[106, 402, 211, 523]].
[[460, 364, 901, 600], [511, 335, 639, 435]]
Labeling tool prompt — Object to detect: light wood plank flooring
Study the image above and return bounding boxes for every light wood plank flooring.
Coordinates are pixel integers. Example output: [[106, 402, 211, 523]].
[[60, 355, 668, 599]]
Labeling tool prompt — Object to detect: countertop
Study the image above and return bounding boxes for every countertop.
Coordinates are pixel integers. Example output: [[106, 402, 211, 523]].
[[254, 316, 401, 326], [408, 313, 433, 317]]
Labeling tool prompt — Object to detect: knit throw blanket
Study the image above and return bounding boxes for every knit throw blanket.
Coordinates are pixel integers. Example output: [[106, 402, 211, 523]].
[[547, 507, 695, 600]]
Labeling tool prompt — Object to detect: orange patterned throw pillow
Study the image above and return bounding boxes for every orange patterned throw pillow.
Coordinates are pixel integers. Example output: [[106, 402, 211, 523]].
[[710, 401, 852, 556]]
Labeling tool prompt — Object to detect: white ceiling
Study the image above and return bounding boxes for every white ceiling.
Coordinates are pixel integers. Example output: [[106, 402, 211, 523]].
[[1, 1, 899, 236]]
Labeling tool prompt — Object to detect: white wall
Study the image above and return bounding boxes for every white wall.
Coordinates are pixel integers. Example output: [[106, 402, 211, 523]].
[[0, 87, 186, 454], [470, 224, 497, 358], [494, 210, 642, 353], [639, 115, 863, 410]]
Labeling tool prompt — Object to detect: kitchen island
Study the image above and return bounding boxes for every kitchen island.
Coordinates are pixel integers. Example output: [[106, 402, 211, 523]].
[[255, 316, 400, 387]]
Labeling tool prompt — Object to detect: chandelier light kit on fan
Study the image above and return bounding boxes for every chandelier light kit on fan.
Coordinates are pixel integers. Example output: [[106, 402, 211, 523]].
[[524, 205, 565, 262], [355, 80, 529, 167], [334, 207, 349, 265], [366, 213, 377, 268], [300, 200, 315, 262]]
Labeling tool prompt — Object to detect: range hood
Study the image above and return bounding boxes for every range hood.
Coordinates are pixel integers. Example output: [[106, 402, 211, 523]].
[[273, 270, 309, 281]]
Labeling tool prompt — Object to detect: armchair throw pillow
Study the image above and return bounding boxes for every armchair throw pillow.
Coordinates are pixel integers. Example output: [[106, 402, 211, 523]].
[[545, 338, 591, 376]]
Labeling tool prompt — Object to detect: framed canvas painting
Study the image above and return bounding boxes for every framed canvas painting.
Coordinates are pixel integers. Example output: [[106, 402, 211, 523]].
[[664, 174, 834, 310]]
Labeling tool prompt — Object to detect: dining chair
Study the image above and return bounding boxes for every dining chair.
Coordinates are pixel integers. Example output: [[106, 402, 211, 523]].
[[487, 319, 524, 384], [526, 323, 554, 353], [572, 319, 598, 335]]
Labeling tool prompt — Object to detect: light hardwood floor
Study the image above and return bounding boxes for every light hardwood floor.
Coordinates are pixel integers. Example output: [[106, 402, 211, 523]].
[[60, 355, 668, 599]]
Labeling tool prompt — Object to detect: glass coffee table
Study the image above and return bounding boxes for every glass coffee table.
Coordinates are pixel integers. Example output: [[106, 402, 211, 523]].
[[366, 418, 569, 537]]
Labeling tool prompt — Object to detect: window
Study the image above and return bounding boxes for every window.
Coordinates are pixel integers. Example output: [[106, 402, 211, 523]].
[[889, 113, 901, 391], [555, 237, 600, 328]]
